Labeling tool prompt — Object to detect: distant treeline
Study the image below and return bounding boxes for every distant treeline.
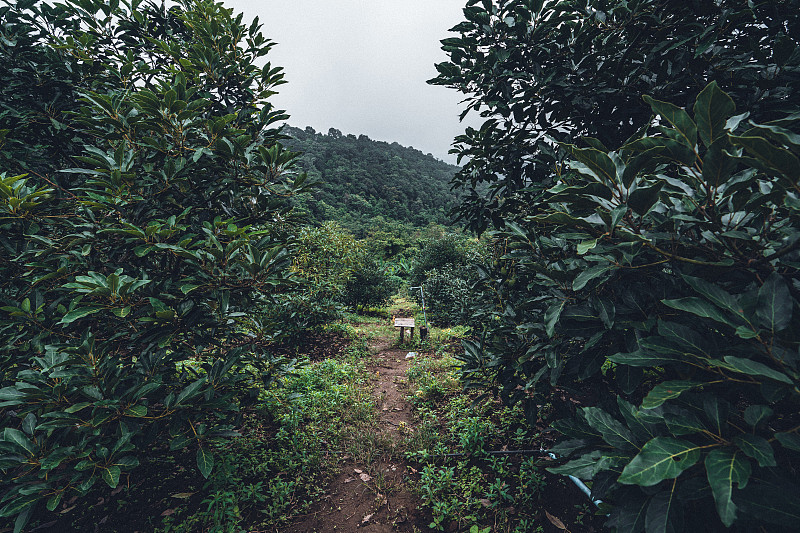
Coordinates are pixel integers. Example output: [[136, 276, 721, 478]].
[[282, 126, 462, 233]]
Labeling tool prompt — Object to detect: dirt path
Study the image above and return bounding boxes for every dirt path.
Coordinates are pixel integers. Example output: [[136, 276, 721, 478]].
[[286, 336, 430, 533]]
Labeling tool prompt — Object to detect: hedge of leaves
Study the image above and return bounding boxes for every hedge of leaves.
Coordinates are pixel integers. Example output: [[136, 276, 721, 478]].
[[0, 0, 310, 529], [460, 84, 800, 531]]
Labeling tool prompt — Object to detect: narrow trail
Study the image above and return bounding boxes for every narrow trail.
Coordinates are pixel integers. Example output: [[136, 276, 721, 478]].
[[286, 335, 430, 533]]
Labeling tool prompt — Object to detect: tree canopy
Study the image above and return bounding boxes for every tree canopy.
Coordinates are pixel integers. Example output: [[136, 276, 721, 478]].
[[282, 126, 462, 232], [430, 0, 800, 232], [0, 0, 310, 528], [435, 1, 800, 531]]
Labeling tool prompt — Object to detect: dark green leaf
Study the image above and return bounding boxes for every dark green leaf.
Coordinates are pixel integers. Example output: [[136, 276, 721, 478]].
[[572, 265, 613, 291], [775, 432, 800, 452], [547, 451, 603, 479], [618, 437, 702, 486], [3, 428, 34, 455], [737, 478, 800, 528], [561, 144, 617, 184], [730, 135, 800, 180], [59, 306, 103, 325], [645, 487, 684, 533], [756, 274, 792, 333], [627, 182, 663, 215], [196, 446, 214, 478], [693, 81, 735, 148], [661, 297, 737, 328], [734, 435, 776, 467], [582, 407, 639, 451], [705, 448, 751, 527], [175, 377, 206, 406], [643, 95, 697, 149], [642, 381, 700, 409], [544, 299, 566, 337], [702, 136, 737, 187], [720, 356, 792, 384], [102, 465, 121, 488], [743, 405, 773, 427]]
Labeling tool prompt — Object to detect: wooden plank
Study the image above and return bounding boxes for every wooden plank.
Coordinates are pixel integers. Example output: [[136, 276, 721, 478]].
[[394, 318, 415, 328]]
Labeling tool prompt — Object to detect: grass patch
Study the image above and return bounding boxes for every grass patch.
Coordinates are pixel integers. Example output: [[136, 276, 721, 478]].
[[154, 339, 380, 532], [402, 343, 554, 533]]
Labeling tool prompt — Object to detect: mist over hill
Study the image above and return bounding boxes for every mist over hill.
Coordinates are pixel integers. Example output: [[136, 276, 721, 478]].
[[283, 126, 461, 234]]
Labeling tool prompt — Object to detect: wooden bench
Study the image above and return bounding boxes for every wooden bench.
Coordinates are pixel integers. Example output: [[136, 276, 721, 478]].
[[394, 317, 415, 342]]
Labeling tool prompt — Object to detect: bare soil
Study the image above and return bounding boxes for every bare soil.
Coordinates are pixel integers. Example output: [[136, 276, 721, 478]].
[[285, 338, 430, 533]]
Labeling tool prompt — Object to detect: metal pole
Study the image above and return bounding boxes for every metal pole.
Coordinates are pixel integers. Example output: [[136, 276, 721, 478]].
[[409, 286, 428, 327]]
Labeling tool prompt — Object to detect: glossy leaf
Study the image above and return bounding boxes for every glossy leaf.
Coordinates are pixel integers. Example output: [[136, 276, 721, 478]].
[[705, 448, 751, 526], [641, 381, 700, 409], [694, 81, 736, 147], [643, 95, 697, 149], [196, 446, 214, 479], [101, 465, 121, 488], [618, 437, 702, 486]]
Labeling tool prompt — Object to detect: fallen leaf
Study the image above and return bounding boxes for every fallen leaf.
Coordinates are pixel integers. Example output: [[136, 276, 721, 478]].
[[343, 477, 355, 483], [171, 492, 196, 499], [59, 505, 76, 514], [354, 468, 363, 474], [161, 508, 177, 517], [375, 493, 387, 507], [546, 510, 568, 530], [359, 472, 372, 482], [478, 498, 492, 508], [110, 486, 124, 496], [361, 513, 374, 524]]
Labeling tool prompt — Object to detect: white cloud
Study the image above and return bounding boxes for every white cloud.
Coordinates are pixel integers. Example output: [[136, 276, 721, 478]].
[[224, 0, 479, 163]]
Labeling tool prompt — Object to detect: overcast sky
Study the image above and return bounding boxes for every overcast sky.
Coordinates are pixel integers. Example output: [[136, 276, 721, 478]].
[[224, 0, 477, 163]]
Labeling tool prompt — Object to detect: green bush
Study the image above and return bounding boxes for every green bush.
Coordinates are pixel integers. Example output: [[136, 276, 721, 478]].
[[408, 233, 485, 326], [460, 84, 800, 531], [261, 222, 361, 341], [341, 257, 398, 311], [435, 2, 800, 530], [0, 1, 309, 529], [419, 268, 471, 327]]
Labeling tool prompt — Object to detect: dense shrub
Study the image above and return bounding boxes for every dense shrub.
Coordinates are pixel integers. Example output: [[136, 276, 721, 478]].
[[408, 234, 485, 326], [341, 257, 398, 311], [261, 222, 361, 340], [0, 0, 308, 528], [460, 85, 800, 531], [434, 1, 800, 530]]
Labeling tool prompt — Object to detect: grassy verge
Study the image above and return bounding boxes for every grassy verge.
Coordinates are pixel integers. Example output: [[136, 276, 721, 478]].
[[401, 336, 601, 533], [155, 326, 379, 533]]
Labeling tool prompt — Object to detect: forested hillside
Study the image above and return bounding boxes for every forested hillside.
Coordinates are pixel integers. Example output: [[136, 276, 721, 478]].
[[282, 126, 461, 232]]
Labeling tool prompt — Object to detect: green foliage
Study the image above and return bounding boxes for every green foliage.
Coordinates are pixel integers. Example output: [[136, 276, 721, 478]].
[[158, 352, 374, 532], [457, 85, 800, 531], [406, 376, 549, 533], [430, 0, 800, 233], [283, 126, 462, 231], [436, 2, 800, 530], [341, 257, 398, 311], [409, 233, 486, 326], [260, 222, 362, 340], [0, 0, 309, 528]]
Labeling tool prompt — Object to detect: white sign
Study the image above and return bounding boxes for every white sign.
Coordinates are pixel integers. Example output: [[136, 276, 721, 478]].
[[394, 318, 415, 327]]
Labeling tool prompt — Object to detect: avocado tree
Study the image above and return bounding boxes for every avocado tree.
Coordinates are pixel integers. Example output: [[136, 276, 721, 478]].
[[0, 0, 310, 528], [430, 0, 800, 232], [434, 1, 800, 531]]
